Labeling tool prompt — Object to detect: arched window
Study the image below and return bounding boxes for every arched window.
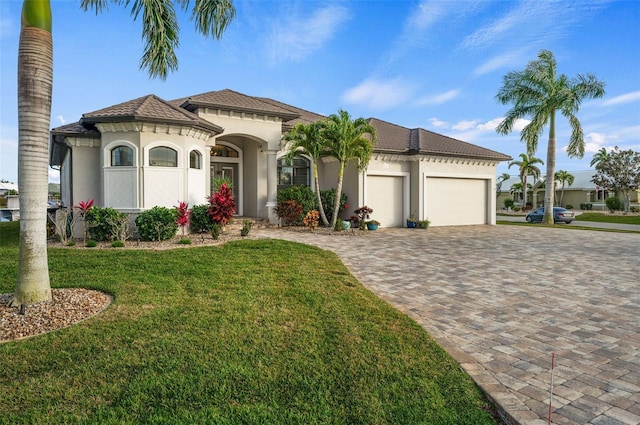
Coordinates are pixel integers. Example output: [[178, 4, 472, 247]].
[[111, 145, 133, 166], [149, 147, 177, 167], [277, 156, 310, 190], [210, 145, 239, 158], [189, 150, 202, 169]]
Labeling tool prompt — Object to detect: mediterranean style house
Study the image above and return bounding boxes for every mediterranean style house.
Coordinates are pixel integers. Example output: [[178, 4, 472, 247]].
[[50, 89, 511, 227]]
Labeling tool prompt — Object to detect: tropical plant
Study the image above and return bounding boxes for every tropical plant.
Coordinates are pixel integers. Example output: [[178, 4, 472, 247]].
[[302, 210, 320, 230], [503, 198, 515, 209], [106, 212, 132, 243], [592, 147, 640, 212], [12, 0, 235, 307], [496, 173, 511, 199], [590, 147, 609, 168], [74, 198, 94, 243], [281, 122, 330, 226], [85, 207, 126, 242], [554, 170, 574, 207], [189, 204, 211, 233], [135, 206, 178, 242], [277, 185, 316, 218], [274, 200, 303, 227], [240, 220, 253, 237], [319, 189, 348, 220], [47, 207, 79, 245], [496, 49, 605, 225], [322, 110, 376, 229], [354, 206, 373, 230], [508, 153, 543, 210], [207, 182, 237, 226], [175, 201, 190, 236]]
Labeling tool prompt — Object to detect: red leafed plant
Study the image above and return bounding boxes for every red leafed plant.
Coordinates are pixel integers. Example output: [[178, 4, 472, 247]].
[[175, 201, 190, 236], [73, 199, 94, 243], [207, 182, 237, 226]]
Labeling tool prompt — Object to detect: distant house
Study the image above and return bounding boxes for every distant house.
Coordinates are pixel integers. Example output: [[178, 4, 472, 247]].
[[50, 89, 511, 227], [0, 182, 18, 196], [496, 170, 640, 210]]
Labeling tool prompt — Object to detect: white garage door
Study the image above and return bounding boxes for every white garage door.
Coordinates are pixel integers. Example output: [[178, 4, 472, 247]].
[[425, 177, 487, 226], [366, 175, 404, 227]]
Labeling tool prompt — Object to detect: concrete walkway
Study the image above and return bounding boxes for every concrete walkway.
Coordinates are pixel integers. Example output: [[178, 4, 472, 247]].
[[255, 226, 640, 425]]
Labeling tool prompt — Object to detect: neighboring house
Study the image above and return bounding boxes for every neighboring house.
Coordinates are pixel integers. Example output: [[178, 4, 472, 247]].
[[496, 170, 640, 211], [0, 182, 18, 196], [50, 89, 511, 227]]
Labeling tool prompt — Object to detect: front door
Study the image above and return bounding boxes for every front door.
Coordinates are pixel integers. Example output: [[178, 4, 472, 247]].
[[211, 162, 239, 204]]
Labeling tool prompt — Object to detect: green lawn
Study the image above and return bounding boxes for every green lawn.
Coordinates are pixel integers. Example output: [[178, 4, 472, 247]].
[[574, 212, 640, 225], [0, 221, 497, 424]]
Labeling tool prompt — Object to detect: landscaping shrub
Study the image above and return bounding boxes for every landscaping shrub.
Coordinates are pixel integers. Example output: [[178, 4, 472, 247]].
[[240, 220, 253, 236], [320, 189, 348, 218], [605, 196, 622, 212], [631, 206, 639, 213], [190, 204, 211, 233], [207, 182, 237, 226], [85, 207, 126, 242], [503, 198, 514, 209], [565, 204, 573, 210], [275, 200, 303, 226], [277, 185, 316, 216], [135, 206, 178, 241], [580, 203, 593, 210]]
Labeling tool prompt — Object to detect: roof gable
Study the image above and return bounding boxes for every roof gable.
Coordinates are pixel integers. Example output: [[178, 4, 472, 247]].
[[176, 89, 300, 121]]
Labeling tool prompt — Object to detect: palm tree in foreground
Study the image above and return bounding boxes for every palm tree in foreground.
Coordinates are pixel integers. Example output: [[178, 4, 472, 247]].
[[554, 170, 574, 207], [281, 122, 330, 227], [508, 153, 543, 210], [496, 49, 605, 225], [12, 0, 235, 307], [322, 110, 376, 229]]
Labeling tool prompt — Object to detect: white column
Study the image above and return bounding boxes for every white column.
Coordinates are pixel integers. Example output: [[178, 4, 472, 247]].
[[265, 150, 278, 224]]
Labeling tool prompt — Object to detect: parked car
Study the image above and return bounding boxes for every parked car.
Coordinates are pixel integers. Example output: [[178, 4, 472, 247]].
[[525, 207, 575, 224]]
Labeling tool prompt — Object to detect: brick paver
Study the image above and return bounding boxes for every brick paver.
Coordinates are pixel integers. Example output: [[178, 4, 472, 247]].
[[255, 225, 640, 425]]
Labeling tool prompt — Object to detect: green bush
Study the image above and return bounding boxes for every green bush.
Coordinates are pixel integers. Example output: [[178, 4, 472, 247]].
[[135, 206, 178, 241], [111, 240, 125, 248], [565, 204, 573, 210], [320, 189, 347, 218], [631, 206, 639, 213], [85, 207, 127, 242], [278, 186, 316, 217], [605, 196, 622, 212], [190, 204, 211, 233], [580, 203, 593, 210], [86, 240, 97, 248], [503, 198, 514, 209]]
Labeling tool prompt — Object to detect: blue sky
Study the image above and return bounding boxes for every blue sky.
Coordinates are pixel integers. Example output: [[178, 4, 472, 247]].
[[1, 0, 639, 184]]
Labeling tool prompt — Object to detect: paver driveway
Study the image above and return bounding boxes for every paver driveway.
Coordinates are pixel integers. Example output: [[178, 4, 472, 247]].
[[255, 225, 640, 425]]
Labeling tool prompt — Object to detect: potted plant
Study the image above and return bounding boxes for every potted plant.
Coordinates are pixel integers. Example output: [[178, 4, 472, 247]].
[[418, 219, 430, 229], [406, 213, 418, 228], [366, 220, 380, 230], [354, 206, 373, 231]]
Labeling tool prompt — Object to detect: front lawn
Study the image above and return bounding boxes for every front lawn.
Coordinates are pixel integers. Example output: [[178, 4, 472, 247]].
[[0, 221, 497, 424], [574, 212, 640, 225]]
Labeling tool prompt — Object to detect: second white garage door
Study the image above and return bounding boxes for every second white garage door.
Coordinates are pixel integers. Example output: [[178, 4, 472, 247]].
[[366, 175, 405, 227], [425, 177, 487, 226]]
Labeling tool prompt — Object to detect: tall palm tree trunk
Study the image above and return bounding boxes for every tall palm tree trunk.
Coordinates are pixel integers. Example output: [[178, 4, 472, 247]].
[[331, 162, 345, 229], [11, 16, 53, 306], [312, 162, 329, 226], [543, 112, 556, 224]]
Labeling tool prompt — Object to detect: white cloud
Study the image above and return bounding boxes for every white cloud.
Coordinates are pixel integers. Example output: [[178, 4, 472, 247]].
[[428, 117, 448, 128], [452, 120, 477, 131], [267, 4, 350, 64], [474, 52, 526, 76], [415, 89, 460, 106], [476, 118, 505, 132], [601, 91, 640, 106], [57, 115, 66, 125], [341, 78, 414, 110]]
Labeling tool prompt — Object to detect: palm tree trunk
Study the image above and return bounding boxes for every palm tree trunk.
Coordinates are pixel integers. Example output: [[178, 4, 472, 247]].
[[11, 21, 53, 306], [543, 112, 556, 225], [313, 163, 329, 227], [330, 162, 345, 229]]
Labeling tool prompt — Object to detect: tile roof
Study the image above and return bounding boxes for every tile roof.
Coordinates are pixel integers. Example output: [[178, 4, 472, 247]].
[[256, 97, 326, 128], [81, 94, 223, 134], [175, 89, 300, 121], [369, 118, 512, 161]]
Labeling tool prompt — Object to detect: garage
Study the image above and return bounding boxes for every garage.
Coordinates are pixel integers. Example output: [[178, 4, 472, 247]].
[[425, 177, 488, 226], [366, 175, 405, 227]]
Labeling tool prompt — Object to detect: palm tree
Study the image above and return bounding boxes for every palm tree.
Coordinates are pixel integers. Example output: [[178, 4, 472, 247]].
[[12, 0, 235, 307], [281, 122, 330, 227], [496, 49, 605, 225], [590, 147, 609, 168], [322, 110, 377, 229], [496, 172, 511, 200], [554, 170, 574, 207], [508, 153, 543, 210]]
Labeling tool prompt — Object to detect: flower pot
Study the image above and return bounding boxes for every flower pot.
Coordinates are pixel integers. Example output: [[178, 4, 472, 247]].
[[406, 220, 417, 228], [366, 222, 379, 230], [341, 220, 351, 230]]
